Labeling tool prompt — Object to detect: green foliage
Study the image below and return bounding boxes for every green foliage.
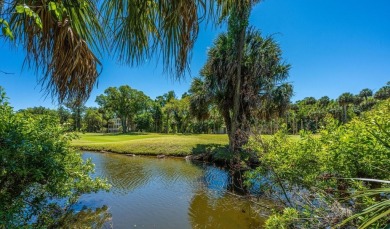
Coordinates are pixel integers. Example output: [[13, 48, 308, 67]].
[[374, 82, 390, 100], [15, 4, 42, 29], [0, 87, 109, 227], [321, 100, 390, 180], [2, 0, 239, 104], [246, 129, 323, 189], [83, 107, 104, 132], [247, 99, 390, 228], [96, 85, 151, 133], [0, 18, 13, 39], [339, 179, 390, 229], [265, 208, 299, 229], [191, 27, 291, 152]]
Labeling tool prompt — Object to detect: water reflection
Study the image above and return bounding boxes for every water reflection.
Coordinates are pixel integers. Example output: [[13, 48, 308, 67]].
[[59, 205, 112, 228], [188, 191, 265, 229], [80, 152, 270, 228]]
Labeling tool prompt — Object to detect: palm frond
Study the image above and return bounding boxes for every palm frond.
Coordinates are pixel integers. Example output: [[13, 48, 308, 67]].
[[8, 0, 105, 104], [338, 179, 390, 228]]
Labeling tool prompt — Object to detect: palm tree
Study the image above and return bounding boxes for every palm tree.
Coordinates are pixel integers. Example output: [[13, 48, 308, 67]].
[[374, 82, 390, 100], [338, 92, 354, 123], [194, 27, 290, 154], [189, 78, 211, 131], [1, 0, 241, 104], [318, 96, 330, 108], [359, 88, 373, 101]]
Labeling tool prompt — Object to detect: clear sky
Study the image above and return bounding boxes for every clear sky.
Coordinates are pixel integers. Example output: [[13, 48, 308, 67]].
[[1, 0, 389, 110]]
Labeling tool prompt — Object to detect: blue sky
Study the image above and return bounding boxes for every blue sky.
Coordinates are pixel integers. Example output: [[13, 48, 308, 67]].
[[1, 0, 389, 110]]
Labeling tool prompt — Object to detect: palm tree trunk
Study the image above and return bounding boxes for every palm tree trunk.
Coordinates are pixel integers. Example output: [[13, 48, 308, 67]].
[[229, 3, 250, 154], [343, 105, 347, 123]]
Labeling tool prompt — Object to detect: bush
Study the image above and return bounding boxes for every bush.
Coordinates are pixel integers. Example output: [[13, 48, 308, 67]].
[[0, 87, 110, 227], [246, 99, 390, 228]]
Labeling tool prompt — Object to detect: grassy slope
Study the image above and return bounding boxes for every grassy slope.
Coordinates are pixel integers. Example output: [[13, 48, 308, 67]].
[[71, 133, 229, 156]]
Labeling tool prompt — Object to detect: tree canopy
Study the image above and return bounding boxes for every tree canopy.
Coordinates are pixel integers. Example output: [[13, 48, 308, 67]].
[[190, 27, 291, 153]]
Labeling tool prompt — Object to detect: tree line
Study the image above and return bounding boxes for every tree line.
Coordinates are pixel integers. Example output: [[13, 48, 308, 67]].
[[18, 81, 390, 136]]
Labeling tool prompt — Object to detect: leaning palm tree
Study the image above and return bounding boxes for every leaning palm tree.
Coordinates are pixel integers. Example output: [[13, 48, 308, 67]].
[[1, 0, 243, 104]]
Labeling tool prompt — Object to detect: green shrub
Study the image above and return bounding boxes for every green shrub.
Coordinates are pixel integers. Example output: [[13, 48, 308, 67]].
[[247, 99, 390, 228], [0, 87, 110, 227]]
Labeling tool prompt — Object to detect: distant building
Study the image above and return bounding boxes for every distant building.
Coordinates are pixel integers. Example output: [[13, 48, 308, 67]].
[[108, 118, 121, 132]]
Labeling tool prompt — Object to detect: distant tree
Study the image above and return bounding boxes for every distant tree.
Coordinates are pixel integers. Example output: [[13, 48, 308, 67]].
[[64, 99, 86, 131], [353, 94, 363, 106], [98, 107, 114, 133], [303, 97, 317, 106], [173, 96, 191, 133], [151, 99, 164, 133], [338, 92, 354, 123], [161, 91, 177, 133], [359, 88, 373, 101], [17, 106, 58, 117], [318, 96, 330, 108], [83, 107, 103, 132], [57, 105, 72, 126], [135, 112, 153, 132], [374, 82, 390, 100], [96, 85, 150, 133], [256, 83, 293, 134], [360, 97, 377, 112], [189, 78, 210, 127], [163, 91, 176, 104]]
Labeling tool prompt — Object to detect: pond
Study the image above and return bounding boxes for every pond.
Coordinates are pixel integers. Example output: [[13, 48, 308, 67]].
[[78, 152, 271, 228]]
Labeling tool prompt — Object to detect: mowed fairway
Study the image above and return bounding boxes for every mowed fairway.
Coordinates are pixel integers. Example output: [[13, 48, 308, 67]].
[[71, 133, 229, 156]]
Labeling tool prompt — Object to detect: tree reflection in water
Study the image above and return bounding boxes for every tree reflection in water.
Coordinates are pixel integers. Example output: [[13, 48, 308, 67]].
[[188, 190, 265, 229], [60, 206, 112, 228], [79, 152, 273, 228]]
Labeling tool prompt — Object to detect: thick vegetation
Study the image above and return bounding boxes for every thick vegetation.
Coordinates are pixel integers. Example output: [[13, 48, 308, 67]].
[[0, 88, 110, 227], [245, 99, 390, 228]]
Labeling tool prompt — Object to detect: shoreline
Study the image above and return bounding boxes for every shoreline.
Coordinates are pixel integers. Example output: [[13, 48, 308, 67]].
[[73, 145, 232, 166]]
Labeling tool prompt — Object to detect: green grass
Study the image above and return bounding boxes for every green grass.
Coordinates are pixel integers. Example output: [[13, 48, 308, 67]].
[[71, 132, 307, 157], [71, 133, 229, 156]]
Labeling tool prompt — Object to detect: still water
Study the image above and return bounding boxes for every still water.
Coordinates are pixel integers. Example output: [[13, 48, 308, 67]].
[[79, 152, 269, 228]]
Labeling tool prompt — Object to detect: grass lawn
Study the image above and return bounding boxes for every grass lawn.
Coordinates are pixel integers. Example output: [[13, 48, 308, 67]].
[[71, 132, 307, 156], [71, 133, 229, 156]]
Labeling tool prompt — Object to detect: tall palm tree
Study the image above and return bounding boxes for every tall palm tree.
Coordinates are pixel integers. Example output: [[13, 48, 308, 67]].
[[1, 0, 241, 104], [194, 27, 290, 154], [338, 92, 354, 123]]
